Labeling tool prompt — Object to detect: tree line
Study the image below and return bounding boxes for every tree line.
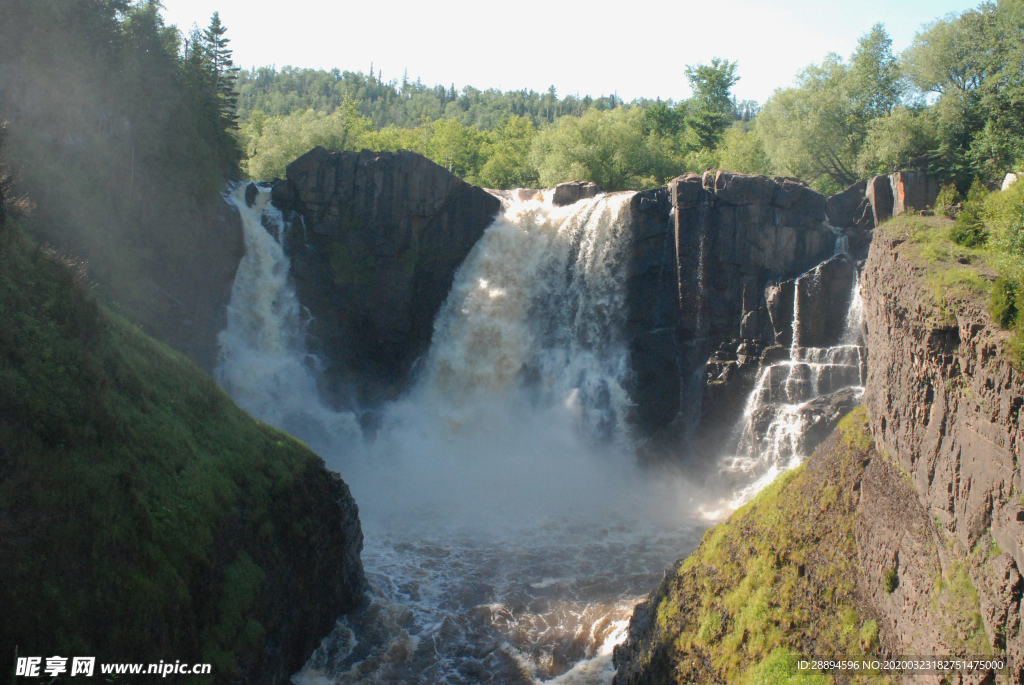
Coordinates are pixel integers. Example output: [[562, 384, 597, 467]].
[[239, 2, 1023, 197]]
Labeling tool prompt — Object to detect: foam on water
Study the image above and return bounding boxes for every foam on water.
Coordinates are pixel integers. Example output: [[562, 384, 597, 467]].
[[218, 185, 705, 684]]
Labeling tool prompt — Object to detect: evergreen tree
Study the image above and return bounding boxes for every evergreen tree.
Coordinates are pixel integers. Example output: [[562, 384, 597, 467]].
[[203, 12, 240, 128], [685, 59, 740, 149]]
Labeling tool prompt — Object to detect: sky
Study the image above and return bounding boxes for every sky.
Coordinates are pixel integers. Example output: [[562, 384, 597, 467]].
[[160, 0, 981, 105]]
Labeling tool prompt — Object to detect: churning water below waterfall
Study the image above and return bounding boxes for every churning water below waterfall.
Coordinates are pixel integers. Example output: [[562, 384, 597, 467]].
[[219, 184, 706, 684]]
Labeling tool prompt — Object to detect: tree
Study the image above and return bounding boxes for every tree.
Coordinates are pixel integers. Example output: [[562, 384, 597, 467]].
[[685, 58, 739, 149], [202, 12, 240, 128], [530, 107, 674, 190], [848, 24, 903, 119]]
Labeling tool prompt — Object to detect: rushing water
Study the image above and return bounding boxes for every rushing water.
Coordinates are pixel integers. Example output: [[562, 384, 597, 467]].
[[219, 184, 704, 684], [714, 255, 867, 510]]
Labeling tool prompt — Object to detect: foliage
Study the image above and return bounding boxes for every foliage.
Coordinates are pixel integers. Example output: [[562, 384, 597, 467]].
[[758, 25, 908, 193], [903, 2, 1024, 186], [882, 568, 898, 593], [0, 0, 244, 335], [684, 58, 740, 150], [857, 106, 938, 176], [0, 226, 339, 678], [238, 59, 749, 188], [530, 107, 678, 190], [717, 125, 773, 176], [951, 180, 991, 246], [637, 408, 883, 684], [936, 183, 961, 218], [990, 277, 1019, 329]]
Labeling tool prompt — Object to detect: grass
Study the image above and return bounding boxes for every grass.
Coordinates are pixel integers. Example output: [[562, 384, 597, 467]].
[[635, 408, 881, 684], [0, 225, 352, 681]]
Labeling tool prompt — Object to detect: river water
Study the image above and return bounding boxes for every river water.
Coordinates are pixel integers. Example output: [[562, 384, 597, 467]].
[[217, 183, 856, 684]]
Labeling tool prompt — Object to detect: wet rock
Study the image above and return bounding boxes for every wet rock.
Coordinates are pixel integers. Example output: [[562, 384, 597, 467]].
[[272, 147, 501, 410], [245, 181, 258, 208], [627, 171, 839, 454], [793, 254, 855, 348], [765, 280, 796, 347], [552, 181, 601, 206]]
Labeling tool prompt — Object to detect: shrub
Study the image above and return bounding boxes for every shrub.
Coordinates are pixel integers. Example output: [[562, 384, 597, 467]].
[[883, 568, 898, 593], [951, 200, 989, 246], [990, 277, 1019, 329], [936, 183, 960, 218]]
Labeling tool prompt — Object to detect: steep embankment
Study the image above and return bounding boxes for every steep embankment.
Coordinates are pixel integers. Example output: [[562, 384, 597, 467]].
[[0, 226, 366, 683], [614, 215, 1023, 684]]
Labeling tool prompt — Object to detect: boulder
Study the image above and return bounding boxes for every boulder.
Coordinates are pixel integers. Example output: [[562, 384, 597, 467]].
[[865, 175, 893, 226], [244, 181, 258, 208], [1003, 172, 1019, 191], [552, 181, 601, 206], [272, 147, 501, 410], [890, 171, 939, 216], [826, 180, 869, 229]]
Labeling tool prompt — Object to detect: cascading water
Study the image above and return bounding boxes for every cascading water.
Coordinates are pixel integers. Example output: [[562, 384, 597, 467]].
[[217, 185, 703, 685], [716, 249, 867, 509]]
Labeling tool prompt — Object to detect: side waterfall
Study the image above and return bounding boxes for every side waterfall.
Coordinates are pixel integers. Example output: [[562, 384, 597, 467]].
[[218, 185, 701, 685], [718, 256, 866, 509]]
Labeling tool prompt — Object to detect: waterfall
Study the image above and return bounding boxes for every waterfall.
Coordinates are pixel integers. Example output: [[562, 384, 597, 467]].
[[218, 183, 362, 455], [716, 259, 866, 510], [217, 186, 700, 685]]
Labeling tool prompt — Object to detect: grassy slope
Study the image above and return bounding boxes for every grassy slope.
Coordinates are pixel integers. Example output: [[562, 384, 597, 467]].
[[0, 225, 355, 680], [617, 409, 890, 685]]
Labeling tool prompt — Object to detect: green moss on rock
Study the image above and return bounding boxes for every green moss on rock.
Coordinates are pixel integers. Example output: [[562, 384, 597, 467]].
[[0, 226, 365, 683], [615, 407, 893, 685]]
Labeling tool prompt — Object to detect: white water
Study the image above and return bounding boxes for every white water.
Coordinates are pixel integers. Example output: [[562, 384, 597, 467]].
[[712, 257, 866, 512], [219, 185, 704, 684]]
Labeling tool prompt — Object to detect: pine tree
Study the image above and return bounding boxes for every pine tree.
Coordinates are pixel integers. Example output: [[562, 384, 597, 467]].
[[203, 12, 240, 128]]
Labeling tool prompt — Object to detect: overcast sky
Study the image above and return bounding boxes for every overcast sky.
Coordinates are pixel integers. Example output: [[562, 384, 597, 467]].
[[160, 0, 980, 105]]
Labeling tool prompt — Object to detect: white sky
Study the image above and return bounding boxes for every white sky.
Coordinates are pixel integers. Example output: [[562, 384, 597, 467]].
[[160, 0, 980, 105]]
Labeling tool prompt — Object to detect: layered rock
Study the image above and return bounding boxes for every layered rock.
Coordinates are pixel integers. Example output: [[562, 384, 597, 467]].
[[271, 147, 501, 410], [624, 170, 843, 454], [862, 225, 1024, 671]]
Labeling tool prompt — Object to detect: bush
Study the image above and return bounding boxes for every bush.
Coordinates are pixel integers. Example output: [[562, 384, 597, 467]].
[[883, 567, 898, 593], [990, 277, 1019, 329], [951, 200, 989, 246], [936, 183, 960, 218]]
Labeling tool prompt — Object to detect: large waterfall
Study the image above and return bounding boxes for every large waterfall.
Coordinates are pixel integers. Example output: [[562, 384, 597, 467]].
[[219, 184, 702, 684]]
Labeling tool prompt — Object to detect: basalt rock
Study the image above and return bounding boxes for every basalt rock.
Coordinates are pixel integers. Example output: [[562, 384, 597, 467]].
[[890, 170, 940, 217], [271, 147, 500, 410], [552, 181, 600, 206], [862, 225, 1024, 677], [865, 174, 894, 226], [624, 170, 841, 455]]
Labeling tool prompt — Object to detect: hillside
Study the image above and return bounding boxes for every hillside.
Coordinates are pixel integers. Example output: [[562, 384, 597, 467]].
[[0, 224, 366, 683]]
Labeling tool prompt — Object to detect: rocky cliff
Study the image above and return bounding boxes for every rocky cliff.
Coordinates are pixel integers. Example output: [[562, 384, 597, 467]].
[[271, 147, 501, 412], [613, 214, 1024, 684], [625, 171, 847, 456], [0, 226, 366, 684]]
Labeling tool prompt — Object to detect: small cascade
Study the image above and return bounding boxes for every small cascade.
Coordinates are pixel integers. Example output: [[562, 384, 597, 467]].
[[716, 251, 867, 509]]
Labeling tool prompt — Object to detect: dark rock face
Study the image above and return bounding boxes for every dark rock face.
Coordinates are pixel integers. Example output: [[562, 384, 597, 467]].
[[623, 170, 841, 454], [865, 174, 894, 226], [552, 181, 600, 206], [271, 147, 501, 409], [862, 229, 1024, 676], [793, 254, 855, 348], [890, 170, 940, 216]]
